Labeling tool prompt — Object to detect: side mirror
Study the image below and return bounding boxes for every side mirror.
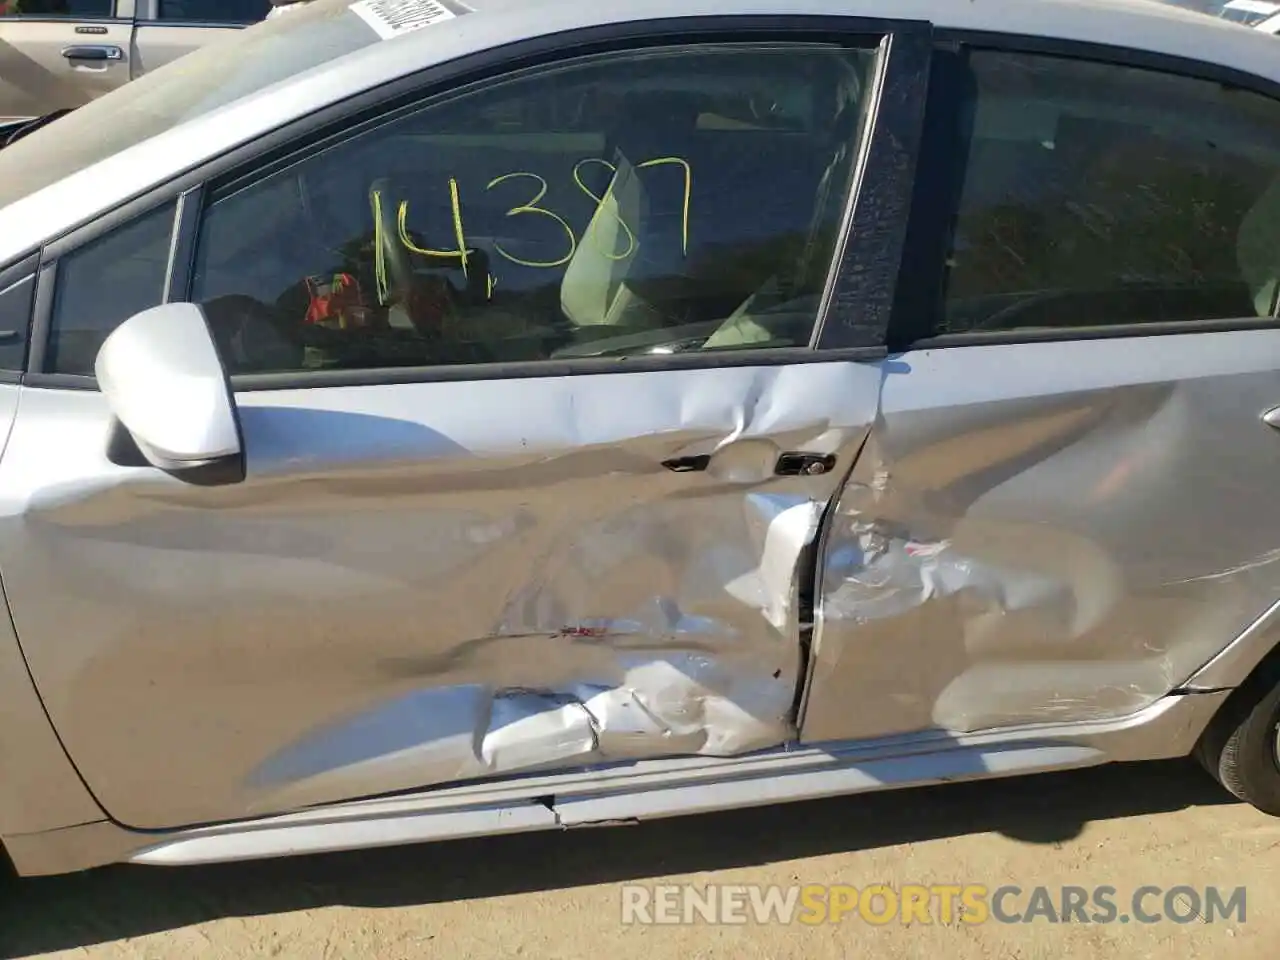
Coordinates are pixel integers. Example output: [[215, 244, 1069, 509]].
[[95, 302, 245, 485]]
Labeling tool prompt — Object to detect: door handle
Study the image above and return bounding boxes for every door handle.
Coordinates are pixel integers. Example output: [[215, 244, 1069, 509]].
[[61, 45, 123, 62], [1263, 407, 1280, 430], [661, 455, 711, 473], [662, 452, 838, 476], [775, 453, 837, 477]]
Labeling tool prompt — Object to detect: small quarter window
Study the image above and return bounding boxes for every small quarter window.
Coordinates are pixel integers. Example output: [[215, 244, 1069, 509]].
[[45, 202, 177, 376], [0, 271, 34, 372]]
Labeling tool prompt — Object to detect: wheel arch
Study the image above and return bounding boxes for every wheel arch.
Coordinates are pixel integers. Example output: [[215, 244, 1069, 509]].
[[1180, 596, 1280, 695], [0, 588, 105, 839]]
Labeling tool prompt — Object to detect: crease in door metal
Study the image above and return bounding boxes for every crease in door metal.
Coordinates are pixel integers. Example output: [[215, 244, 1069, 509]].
[[232, 363, 874, 812], [802, 332, 1280, 744], [1, 360, 880, 824]]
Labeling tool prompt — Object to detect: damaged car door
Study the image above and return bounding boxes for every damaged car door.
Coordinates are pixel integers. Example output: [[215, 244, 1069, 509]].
[[0, 31, 903, 830], [802, 43, 1280, 744]]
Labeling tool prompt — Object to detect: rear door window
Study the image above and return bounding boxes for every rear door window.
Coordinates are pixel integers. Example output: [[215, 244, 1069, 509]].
[[936, 49, 1280, 335]]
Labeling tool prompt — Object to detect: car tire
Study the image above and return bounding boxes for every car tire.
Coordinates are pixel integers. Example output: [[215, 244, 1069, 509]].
[[1195, 666, 1280, 816]]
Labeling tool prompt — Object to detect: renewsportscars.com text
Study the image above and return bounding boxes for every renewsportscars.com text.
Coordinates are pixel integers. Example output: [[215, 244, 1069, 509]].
[[620, 883, 1247, 926]]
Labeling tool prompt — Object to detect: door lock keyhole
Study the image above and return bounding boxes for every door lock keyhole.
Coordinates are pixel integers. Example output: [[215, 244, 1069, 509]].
[[774, 453, 837, 477]]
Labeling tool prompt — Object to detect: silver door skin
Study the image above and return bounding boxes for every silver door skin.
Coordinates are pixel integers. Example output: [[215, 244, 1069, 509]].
[[0, 362, 881, 829], [801, 329, 1280, 744]]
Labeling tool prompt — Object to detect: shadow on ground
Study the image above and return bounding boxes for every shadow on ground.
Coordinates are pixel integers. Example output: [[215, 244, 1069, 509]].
[[0, 758, 1235, 958]]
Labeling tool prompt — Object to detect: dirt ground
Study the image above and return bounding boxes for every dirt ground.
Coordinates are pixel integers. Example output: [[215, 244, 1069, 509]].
[[2, 758, 1278, 959]]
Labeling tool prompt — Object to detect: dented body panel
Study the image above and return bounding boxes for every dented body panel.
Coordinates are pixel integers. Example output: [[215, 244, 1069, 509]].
[[0, 362, 879, 829], [0, 384, 105, 838], [802, 330, 1280, 744], [3, 0, 1280, 880]]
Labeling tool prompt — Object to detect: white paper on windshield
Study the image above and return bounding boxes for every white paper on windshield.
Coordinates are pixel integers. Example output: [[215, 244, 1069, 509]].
[[349, 0, 457, 40]]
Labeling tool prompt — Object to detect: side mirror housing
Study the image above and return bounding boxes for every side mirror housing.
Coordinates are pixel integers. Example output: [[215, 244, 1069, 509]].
[[95, 302, 245, 485]]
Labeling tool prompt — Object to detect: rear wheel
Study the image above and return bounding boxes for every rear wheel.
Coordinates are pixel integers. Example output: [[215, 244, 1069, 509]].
[[1196, 669, 1280, 816]]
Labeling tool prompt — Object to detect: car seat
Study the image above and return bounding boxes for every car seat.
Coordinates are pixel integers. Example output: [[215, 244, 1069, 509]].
[[1238, 173, 1280, 318], [990, 118, 1255, 327], [701, 95, 865, 349], [559, 91, 703, 333]]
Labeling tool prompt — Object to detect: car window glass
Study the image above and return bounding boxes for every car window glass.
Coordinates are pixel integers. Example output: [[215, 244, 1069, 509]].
[[46, 201, 176, 375], [188, 42, 876, 375], [940, 50, 1280, 335], [156, 0, 270, 22], [0, 1, 112, 15], [1218, 0, 1280, 23], [0, 272, 33, 372]]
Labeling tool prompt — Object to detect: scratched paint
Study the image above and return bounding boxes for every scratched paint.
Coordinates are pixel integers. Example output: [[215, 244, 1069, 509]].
[[0, 360, 881, 828], [801, 330, 1280, 744]]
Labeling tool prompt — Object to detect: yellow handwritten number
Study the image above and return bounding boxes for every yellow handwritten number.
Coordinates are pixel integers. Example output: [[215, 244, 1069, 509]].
[[636, 157, 691, 256], [486, 172, 578, 269], [370, 188, 391, 305], [397, 177, 471, 279], [384, 157, 690, 276], [571, 158, 637, 261]]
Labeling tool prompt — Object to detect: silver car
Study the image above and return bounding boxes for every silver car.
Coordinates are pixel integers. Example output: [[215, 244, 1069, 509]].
[[0, 0, 1279, 879]]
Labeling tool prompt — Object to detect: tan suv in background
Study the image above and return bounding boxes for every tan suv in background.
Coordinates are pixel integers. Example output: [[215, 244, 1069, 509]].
[[0, 0, 269, 125]]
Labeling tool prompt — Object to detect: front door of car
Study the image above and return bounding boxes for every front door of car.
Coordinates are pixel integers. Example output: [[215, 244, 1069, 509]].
[[0, 0, 133, 123], [0, 28, 918, 830], [800, 44, 1280, 745]]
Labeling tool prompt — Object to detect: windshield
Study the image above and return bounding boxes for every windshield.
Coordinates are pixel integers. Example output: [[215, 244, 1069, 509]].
[[0, 0, 382, 213]]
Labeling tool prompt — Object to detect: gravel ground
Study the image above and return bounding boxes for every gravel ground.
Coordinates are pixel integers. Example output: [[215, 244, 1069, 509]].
[[2, 758, 1277, 959]]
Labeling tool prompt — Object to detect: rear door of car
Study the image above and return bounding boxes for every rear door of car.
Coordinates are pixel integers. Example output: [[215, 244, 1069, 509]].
[[0, 0, 134, 124], [130, 0, 268, 77], [800, 37, 1280, 746], [0, 17, 930, 831]]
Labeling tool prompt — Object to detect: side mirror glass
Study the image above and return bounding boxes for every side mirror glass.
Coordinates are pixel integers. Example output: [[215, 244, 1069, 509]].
[[95, 302, 245, 485]]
